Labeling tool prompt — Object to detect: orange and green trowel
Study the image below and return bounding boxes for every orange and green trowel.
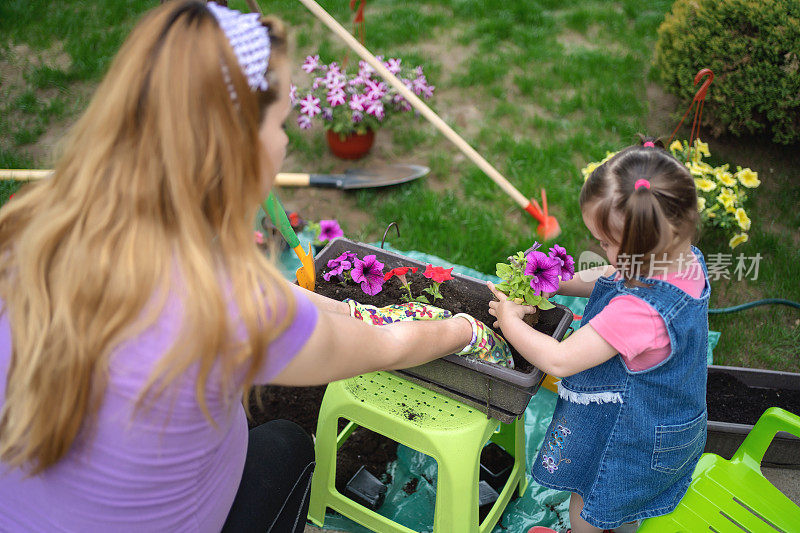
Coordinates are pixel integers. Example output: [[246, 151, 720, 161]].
[[263, 192, 316, 291]]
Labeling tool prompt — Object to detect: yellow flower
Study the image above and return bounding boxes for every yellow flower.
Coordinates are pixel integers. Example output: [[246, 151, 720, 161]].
[[694, 139, 710, 157], [669, 140, 684, 153], [697, 197, 706, 212], [737, 168, 761, 188], [726, 205, 736, 214], [735, 208, 751, 231], [713, 166, 736, 187], [695, 177, 717, 192], [581, 161, 600, 181], [717, 187, 737, 209], [729, 233, 749, 249]]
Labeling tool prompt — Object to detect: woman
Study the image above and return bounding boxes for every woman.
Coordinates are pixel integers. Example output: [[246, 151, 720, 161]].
[[0, 2, 504, 531]]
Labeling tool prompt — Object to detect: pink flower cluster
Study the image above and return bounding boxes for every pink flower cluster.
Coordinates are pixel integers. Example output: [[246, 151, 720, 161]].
[[292, 56, 435, 132]]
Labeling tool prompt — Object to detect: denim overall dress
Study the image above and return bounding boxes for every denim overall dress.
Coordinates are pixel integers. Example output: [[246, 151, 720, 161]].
[[531, 247, 710, 529]]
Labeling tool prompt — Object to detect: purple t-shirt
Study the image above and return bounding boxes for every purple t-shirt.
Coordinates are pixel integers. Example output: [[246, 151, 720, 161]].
[[0, 283, 317, 532]]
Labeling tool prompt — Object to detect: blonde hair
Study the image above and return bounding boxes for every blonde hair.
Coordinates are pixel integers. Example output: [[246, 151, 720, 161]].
[[579, 136, 699, 282], [0, 1, 293, 474]]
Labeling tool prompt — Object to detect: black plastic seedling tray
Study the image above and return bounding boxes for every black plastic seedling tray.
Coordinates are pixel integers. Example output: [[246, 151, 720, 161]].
[[314, 238, 572, 423]]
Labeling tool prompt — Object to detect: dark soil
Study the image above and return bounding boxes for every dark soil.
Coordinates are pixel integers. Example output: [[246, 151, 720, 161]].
[[481, 442, 514, 475], [707, 371, 800, 425], [402, 477, 419, 495], [247, 385, 398, 493], [314, 259, 568, 374]]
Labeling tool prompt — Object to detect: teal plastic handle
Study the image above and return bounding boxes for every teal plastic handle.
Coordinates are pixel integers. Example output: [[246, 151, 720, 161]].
[[263, 192, 299, 248]]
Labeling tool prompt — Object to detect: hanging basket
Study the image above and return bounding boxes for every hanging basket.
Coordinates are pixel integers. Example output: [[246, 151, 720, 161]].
[[326, 129, 375, 160]]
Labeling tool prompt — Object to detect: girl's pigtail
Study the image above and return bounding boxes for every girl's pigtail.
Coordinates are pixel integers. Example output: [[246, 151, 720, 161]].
[[636, 133, 665, 149], [619, 184, 669, 280]]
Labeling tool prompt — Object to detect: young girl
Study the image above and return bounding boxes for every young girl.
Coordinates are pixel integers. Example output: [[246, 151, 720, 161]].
[[489, 138, 709, 532], [0, 2, 504, 531]]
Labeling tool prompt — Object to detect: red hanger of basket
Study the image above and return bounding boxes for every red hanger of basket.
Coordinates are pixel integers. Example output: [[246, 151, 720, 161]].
[[668, 68, 714, 147]]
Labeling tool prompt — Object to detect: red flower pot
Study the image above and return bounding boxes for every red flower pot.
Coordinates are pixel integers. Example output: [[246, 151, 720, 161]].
[[326, 129, 375, 160]]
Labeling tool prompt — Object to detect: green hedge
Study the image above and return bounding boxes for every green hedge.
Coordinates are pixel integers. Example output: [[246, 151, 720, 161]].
[[654, 0, 800, 144]]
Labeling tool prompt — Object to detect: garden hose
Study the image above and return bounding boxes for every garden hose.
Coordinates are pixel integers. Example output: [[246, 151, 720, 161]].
[[709, 298, 800, 315]]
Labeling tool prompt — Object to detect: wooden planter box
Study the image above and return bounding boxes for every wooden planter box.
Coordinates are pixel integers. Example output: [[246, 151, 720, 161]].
[[314, 238, 572, 423], [706, 365, 800, 467]]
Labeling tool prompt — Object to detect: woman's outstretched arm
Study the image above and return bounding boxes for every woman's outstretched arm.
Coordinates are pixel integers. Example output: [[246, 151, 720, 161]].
[[270, 307, 472, 386]]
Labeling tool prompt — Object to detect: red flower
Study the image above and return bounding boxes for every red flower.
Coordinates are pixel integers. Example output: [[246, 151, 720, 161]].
[[423, 264, 454, 283], [384, 266, 418, 281], [288, 212, 300, 227]]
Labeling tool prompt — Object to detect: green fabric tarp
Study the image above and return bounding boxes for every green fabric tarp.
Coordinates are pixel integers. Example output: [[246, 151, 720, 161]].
[[276, 236, 720, 532]]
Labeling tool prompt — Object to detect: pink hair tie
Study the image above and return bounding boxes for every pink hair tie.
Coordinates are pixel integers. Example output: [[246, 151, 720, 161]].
[[643, 141, 655, 147], [634, 179, 651, 190]]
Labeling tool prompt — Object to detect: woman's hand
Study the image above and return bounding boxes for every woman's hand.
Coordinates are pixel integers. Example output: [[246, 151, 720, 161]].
[[346, 300, 452, 325], [453, 313, 514, 368], [487, 281, 534, 329]]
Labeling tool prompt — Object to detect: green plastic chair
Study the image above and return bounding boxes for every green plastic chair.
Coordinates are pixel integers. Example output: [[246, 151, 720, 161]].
[[308, 371, 528, 533], [639, 407, 800, 532]]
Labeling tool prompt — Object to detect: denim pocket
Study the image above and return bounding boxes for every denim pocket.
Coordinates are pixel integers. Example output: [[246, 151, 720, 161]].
[[652, 411, 707, 474]]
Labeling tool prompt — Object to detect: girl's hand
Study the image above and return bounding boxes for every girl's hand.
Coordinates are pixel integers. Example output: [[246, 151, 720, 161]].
[[487, 281, 535, 329]]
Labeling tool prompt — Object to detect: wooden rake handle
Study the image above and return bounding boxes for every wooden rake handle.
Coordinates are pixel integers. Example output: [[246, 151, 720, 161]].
[[294, 0, 531, 209]]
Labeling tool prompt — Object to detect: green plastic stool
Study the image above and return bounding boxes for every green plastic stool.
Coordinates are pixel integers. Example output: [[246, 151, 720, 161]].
[[308, 371, 528, 533], [639, 407, 800, 532]]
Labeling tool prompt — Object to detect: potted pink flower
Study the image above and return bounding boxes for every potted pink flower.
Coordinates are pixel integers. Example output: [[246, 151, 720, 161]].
[[494, 242, 575, 326], [292, 56, 435, 159]]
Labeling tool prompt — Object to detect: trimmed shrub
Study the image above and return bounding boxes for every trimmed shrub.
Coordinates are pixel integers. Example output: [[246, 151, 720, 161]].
[[654, 0, 800, 144]]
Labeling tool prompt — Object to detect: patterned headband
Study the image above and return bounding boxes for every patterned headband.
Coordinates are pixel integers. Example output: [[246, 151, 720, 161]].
[[206, 2, 271, 100]]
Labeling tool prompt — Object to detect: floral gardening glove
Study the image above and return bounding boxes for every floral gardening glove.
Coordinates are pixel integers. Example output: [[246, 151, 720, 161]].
[[345, 299, 453, 326], [453, 313, 514, 369]]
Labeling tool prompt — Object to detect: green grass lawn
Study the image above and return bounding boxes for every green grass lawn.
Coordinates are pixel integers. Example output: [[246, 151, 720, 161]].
[[2, 0, 798, 370]]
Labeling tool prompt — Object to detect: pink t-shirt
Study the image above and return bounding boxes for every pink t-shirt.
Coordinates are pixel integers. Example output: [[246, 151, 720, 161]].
[[0, 283, 317, 532], [589, 254, 705, 372]]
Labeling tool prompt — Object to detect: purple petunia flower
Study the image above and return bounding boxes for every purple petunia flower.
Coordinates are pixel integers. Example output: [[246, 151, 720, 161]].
[[358, 60, 375, 77], [323, 262, 349, 281], [349, 93, 367, 112], [301, 54, 320, 73], [524, 251, 561, 295], [392, 94, 412, 112], [327, 62, 341, 75], [298, 94, 321, 118], [365, 79, 387, 100], [289, 84, 297, 105], [323, 252, 356, 281], [327, 89, 346, 107], [352, 110, 364, 123], [321, 108, 333, 121], [318, 220, 344, 242], [384, 57, 402, 74], [296, 115, 312, 130], [548, 244, 575, 282], [324, 72, 346, 92], [328, 251, 357, 267], [412, 75, 428, 96], [351, 255, 385, 296], [366, 99, 384, 120]]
